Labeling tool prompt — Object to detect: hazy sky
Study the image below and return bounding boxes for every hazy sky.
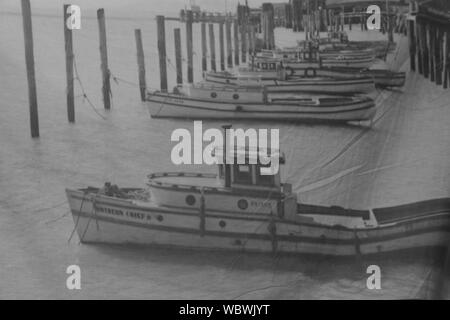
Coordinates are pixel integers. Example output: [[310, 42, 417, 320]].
[[0, 0, 289, 17]]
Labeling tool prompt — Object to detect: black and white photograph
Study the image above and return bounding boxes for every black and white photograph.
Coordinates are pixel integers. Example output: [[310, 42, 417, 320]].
[[1, 0, 450, 303]]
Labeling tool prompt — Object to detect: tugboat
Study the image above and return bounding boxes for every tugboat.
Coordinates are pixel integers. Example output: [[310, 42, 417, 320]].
[[65, 127, 450, 256]]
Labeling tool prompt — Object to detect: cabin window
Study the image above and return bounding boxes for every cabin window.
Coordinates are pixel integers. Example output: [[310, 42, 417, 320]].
[[256, 164, 275, 186], [233, 164, 253, 185], [262, 63, 267, 70], [270, 63, 275, 69]]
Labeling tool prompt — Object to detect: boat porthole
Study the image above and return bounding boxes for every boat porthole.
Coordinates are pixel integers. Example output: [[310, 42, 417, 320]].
[[211, 92, 217, 98], [219, 220, 226, 228], [157, 215, 163, 222], [186, 195, 196, 206], [237, 199, 248, 210], [235, 105, 243, 112], [233, 93, 239, 100]]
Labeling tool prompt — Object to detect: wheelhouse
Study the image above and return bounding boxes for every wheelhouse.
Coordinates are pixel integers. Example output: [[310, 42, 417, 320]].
[[214, 146, 285, 192]]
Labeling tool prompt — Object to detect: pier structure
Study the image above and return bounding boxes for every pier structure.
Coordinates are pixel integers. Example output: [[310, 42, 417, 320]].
[[407, 0, 450, 89]]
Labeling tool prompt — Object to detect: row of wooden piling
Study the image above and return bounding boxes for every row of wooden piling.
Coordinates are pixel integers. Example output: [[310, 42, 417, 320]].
[[408, 17, 450, 89], [154, 9, 258, 93], [407, 1, 450, 89], [21, 0, 114, 138]]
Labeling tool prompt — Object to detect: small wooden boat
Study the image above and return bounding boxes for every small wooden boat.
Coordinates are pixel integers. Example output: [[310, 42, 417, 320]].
[[204, 71, 376, 94], [261, 47, 376, 60], [237, 60, 404, 88], [311, 67, 406, 88], [255, 50, 376, 70], [146, 84, 376, 122], [66, 142, 450, 256]]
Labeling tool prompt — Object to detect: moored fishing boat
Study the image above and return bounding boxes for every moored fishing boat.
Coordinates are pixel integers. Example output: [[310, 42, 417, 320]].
[[312, 67, 407, 88], [146, 84, 376, 122], [255, 50, 376, 70], [204, 71, 375, 94], [65, 144, 450, 256], [238, 59, 405, 88]]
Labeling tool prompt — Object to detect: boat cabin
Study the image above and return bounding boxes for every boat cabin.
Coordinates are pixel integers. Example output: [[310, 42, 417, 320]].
[[214, 146, 285, 192], [252, 60, 280, 71]]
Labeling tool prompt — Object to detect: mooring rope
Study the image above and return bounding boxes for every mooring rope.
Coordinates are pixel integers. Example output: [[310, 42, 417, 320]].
[[72, 56, 107, 120], [68, 192, 86, 243]]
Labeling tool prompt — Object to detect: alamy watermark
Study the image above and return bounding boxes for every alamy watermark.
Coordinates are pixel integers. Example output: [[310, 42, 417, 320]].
[[170, 121, 280, 175]]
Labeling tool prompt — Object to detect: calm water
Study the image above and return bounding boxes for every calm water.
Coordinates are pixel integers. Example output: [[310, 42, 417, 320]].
[[0, 1, 449, 299]]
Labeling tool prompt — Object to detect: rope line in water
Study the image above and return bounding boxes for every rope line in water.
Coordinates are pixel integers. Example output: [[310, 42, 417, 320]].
[[72, 56, 107, 120]]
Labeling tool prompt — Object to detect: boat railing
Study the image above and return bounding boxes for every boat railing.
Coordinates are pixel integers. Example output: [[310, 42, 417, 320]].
[[147, 172, 223, 193], [192, 82, 264, 93]]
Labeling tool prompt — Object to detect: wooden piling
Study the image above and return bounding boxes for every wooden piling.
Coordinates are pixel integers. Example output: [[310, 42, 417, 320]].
[[292, 0, 303, 32], [174, 28, 183, 85], [416, 20, 423, 75], [97, 9, 111, 109], [247, 25, 254, 56], [63, 4, 75, 122], [408, 19, 416, 72], [219, 22, 225, 71], [250, 25, 256, 55], [208, 24, 216, 72], [261, 3, 275, 50], [156, 16, 168, 91], [186, 10, 194, 83], [434, 27, 441, 85], [241, 22, 247, 63], [426, 23, 434, 82], [134, 29, 147, 101], [226, 20, 233, 68], [233, 20, 239, 67], [201, 23, 207, 72], [443, 32, 448, 89], [21, 0, 39, 137]]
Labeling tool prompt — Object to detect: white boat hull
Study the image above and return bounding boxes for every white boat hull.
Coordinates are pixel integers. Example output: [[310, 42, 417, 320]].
[[66, 189, 450, 256], [204, 72, 375, 94], [147, 93, 376, 122]]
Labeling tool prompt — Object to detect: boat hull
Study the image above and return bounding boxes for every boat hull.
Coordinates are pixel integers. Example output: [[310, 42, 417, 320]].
[[146, 93, 376, 122], [66, 189, 450, 256], [204, 72, 375, 94]]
